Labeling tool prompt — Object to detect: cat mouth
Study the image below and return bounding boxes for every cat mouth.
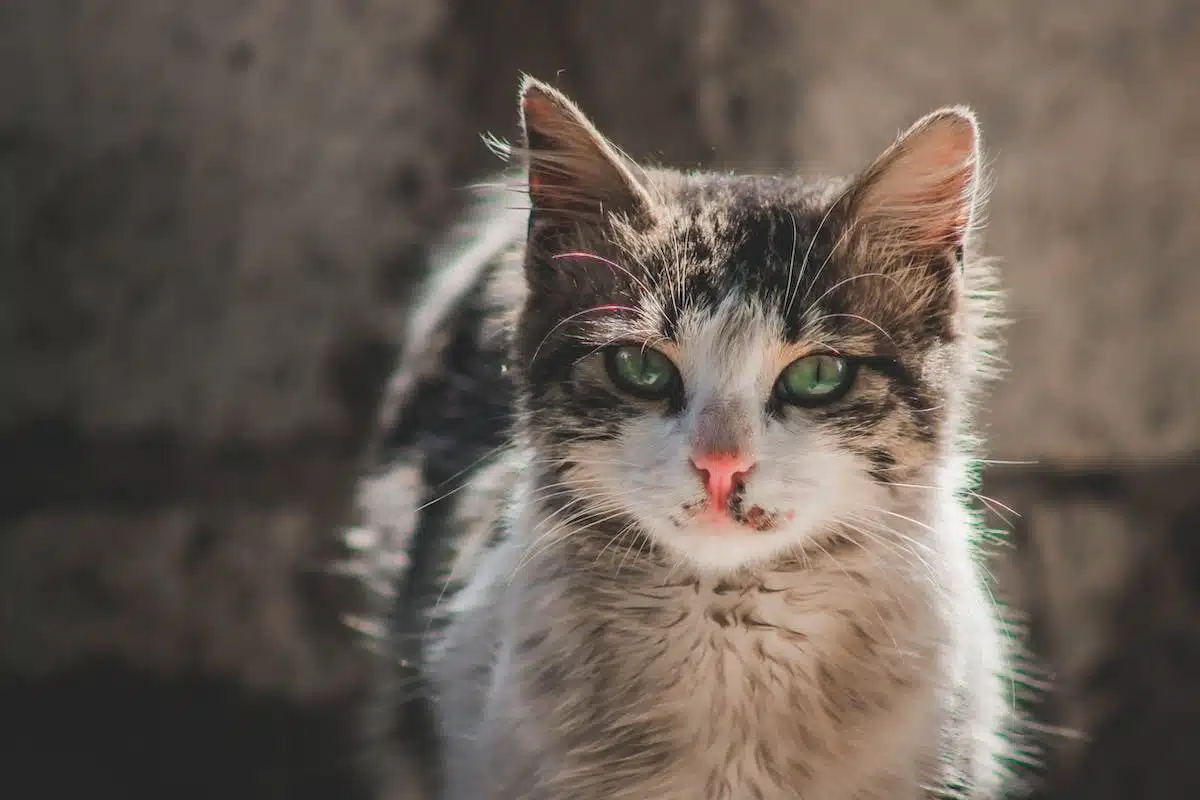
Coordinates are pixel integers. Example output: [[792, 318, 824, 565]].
[[680, 501, 786, 532]]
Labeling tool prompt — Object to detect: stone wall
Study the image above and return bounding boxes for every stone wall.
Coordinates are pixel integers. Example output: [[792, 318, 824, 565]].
[[2, 1, 1197, 797]]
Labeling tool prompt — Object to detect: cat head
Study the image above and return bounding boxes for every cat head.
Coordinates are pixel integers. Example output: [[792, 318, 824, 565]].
[[509, 76, 999, 574]]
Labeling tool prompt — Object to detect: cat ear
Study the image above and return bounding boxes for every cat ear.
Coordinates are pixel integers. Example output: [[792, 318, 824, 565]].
[[518, 75, 654, 228], [844, 107, 982, 259]]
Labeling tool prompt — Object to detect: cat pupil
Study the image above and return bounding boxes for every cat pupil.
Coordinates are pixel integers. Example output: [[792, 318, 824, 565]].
[[778, 355, 850, 404], [813, 358, 835, 387], [623, 350, 655, 384], [607, 346, 675, 397]]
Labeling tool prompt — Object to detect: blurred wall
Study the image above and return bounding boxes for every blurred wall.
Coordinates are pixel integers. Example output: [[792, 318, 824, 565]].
[[1, 1, 1197, 798]]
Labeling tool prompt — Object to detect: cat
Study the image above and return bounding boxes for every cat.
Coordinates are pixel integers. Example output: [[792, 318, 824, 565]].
[[356, 75, 1021, 799]]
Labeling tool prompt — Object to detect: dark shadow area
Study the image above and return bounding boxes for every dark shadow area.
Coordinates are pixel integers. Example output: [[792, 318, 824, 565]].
[[0, 663, 373, 800]]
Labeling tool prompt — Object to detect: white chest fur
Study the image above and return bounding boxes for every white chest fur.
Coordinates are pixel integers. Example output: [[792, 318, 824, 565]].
[[490, 533, 952, 800], [646, 562, 943, 798]]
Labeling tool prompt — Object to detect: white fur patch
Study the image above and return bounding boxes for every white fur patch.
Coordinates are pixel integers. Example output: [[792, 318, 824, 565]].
[[570, 295, 882, 573]]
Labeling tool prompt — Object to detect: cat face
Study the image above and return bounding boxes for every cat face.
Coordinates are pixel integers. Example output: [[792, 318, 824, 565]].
[[511, 78, 992, 573]]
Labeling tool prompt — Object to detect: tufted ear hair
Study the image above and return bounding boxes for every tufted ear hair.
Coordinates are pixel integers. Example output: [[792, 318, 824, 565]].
[[844, 106, 983, 261], [517, 75, 654, 231]]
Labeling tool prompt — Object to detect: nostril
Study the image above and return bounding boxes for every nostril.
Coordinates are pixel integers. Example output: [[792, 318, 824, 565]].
[[690, 453, 755, 490], [730, 466, 751, 488]]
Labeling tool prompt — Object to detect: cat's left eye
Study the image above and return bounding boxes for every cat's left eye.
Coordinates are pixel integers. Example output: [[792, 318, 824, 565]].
[[604, 345, 679, 400], [775, 354, 856, 406]]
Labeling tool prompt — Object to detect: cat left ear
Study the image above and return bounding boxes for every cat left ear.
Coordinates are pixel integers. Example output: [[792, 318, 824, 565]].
[[518, 75, 654, 229], [844, 107, 982, 261]]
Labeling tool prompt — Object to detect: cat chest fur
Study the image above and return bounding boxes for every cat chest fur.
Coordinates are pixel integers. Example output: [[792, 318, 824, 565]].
[[491, 539, 949, 799]]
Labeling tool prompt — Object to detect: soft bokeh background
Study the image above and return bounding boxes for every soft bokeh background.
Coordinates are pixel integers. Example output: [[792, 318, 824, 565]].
[[2, 1, 1198, 798]]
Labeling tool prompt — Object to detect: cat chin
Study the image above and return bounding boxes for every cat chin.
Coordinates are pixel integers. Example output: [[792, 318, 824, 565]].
[[646, 520, 813, 575]]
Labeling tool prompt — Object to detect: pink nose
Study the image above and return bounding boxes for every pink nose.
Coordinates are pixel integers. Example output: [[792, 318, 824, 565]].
[[691, 451, 755, 510]]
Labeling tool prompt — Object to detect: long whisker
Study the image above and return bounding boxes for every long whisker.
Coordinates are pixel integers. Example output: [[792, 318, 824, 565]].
[[421, 441, 514, 494], [608, 238, 670, 304], [512, 505, 633, 581], [808, 312, 899, 348], [411, 478, 474, 514], [800, 268, 917, 323], [876, 480, 1022, 528], [553, 251, 654, 297], [839, 513, 939, 576], [782, 208, 801, 312], [806, 533, 902, 652], [616, 526, 652, 578], [512, 488, 635, 564], [592, 520, 640, 566], [529, 304, 638, 365], [850, 506, 1020, 712], [788, 183, 852, 315], [509, 502, 604, 576]]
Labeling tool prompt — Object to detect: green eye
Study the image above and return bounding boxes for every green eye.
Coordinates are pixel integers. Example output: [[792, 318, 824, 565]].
[[776, 354, 854, 406], [604, 345, 679, 399]]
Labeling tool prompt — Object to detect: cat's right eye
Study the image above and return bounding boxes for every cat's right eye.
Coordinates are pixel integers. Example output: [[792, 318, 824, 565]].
[[603, 345, 680, 400]]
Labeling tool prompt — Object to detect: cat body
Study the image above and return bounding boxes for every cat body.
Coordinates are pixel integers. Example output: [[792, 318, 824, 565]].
[[432, 484, 1001, 799], [363, 77, 1014, 799]]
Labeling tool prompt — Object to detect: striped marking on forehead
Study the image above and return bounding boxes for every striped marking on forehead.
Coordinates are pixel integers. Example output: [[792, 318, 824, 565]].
[[632, 208, 849, 345]]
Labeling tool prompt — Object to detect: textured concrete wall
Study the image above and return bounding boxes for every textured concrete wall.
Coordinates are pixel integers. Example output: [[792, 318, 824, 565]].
[[0, 0, 447, 441], [2, 0, 1198, 798], [791, 0, 1200, 465], [6, 0, 1194, 459], [0, 2, 451, 797]]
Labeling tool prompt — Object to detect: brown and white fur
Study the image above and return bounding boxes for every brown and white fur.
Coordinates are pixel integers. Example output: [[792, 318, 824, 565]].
[[363, 76, 1018, 799]]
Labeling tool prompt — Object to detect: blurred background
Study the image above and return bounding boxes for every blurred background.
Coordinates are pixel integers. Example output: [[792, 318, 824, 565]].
[[1, 1, 1198, 798]]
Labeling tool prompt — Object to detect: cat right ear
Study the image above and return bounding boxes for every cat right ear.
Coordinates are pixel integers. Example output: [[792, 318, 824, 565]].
[[518, 76, 654, 230]]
